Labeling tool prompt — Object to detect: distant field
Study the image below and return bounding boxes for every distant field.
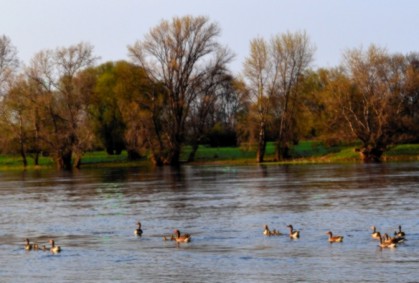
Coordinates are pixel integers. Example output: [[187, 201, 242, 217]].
[[0, 142, 418, 169]]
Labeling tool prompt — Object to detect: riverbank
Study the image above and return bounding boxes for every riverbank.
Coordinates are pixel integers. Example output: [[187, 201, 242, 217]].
[[1, 142, 418, 170]]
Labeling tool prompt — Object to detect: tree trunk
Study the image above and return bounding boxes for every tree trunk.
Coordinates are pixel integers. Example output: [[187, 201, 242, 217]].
[[73, 154, 82, 169], [34, 152, 40, 166], [62, 150, 73, 171], [18, 116, 27, 167], [358, 147, 384, 162], [150, 153, 163, 167], [275, 142, 290, 161], [275, 101, 291, 161], [187, 143, 199, 162], [256, 123, 266, 163], [168, 146, 181, 166], [127, 149, 142, 161], [54, 149, 73, 170], [20, 145, 28, 167]]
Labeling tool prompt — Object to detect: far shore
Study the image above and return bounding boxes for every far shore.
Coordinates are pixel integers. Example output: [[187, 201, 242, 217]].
[[1, 142, 418, 171]]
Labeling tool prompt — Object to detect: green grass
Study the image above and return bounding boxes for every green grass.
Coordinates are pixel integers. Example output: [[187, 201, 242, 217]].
[[0, 151, 134, 170], [181, 141, 354, 164], [385, 144, 419, 156], [81, 151, 129, 164], [1, 142, 418, 169], [0, 154, 54, 169]]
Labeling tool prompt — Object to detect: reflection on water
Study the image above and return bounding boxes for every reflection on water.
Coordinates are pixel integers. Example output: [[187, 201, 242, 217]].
[[0, 162, 418, 282]]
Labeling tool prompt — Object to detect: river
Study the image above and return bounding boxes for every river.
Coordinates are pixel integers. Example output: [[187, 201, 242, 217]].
[[0, 162, 418, 282]]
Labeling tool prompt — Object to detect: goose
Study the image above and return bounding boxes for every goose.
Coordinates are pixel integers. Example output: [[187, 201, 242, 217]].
[[264, 225, 282, 236], [287, 225, 300, 239], [371, 226, 381, 239], [24, 239, 33, 251], [173, 229, 191, 243], [134, 222, 143, 236], [263, 225, 272, 236], [326, 231, 344, 242], [271, 229, 282, 236], [394, 225, 405, 238], [384, 233, 404, 244], [379, 235, 396, 248], [49, 239, 61, 253], [163, 235, 175, 241]]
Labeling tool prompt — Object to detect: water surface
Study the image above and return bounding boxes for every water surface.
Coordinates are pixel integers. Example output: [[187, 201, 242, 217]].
[[0, 162, 418, 282]]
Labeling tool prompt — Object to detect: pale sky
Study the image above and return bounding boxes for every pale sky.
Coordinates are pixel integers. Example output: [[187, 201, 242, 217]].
[[1, 0, 418, 73]]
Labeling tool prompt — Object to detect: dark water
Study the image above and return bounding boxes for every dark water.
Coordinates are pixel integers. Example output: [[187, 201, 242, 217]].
[[0, 162, 418, 282]]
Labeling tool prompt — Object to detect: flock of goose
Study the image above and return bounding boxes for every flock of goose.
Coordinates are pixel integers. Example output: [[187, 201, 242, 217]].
[[24, 222, 407, 253], [24, 239, 61, 253], [263, 224, 406, 248]]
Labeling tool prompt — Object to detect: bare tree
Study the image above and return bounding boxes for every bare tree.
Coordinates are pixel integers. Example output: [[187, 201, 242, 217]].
[[404, 53, 419, 141], [243, 37, 275, 162], [0, 76, 29, 166], [271, 31, 315, 160], [128, 15, 233, 166], [26, 42, 97, 169], [0, 35, 19, 96], [242, 31, 314, 162], [339, 45, 417, 161], [186, 71, 235, 162]]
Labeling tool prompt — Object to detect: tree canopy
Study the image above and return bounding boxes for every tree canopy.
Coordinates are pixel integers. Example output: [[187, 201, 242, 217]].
[[0, 20, 418, 169], [128, 15, 234, 165]]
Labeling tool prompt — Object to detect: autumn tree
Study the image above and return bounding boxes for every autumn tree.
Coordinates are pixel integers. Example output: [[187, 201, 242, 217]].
[[403, 53, 419, 142], [242, 31, 314, 162], [128, 15, 233, 166], [243, 37, 275, 162], [88, 62, 128, 156], [0, 76, 30, 166], [328, 45, 419, 162], [0, 35, 19, 96], [0, 46, 45, 166], [26, 42, 97, 169], [186, 71, 237, 162], [271, 31, 315, 160], [88, 60, 160, 160]]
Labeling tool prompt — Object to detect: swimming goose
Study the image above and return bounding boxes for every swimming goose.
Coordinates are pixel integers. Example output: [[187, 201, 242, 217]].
[[134, 222, 143, 236], [49, 239, 61, 253], [379, 235, 396, 248], [326, 231, 344, 242], [271, 229, 282, 236], [163, 235, 175, 241], [173, 229, 191, 243], [394, 225, 405, 238], [25, 239, 33, 251], [371, 226, 381, 239], [263, 225, 282, 236], [263, 225, 272, 236], [384, 233, 404, 244], [287, 225, 300, 239]]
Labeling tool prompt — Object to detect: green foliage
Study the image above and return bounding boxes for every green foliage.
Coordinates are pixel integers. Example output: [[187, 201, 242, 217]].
[[207, 123, 237, 147]]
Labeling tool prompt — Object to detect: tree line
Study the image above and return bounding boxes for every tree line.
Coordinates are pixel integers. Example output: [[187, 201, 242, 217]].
[[0, 16, 418, 169]]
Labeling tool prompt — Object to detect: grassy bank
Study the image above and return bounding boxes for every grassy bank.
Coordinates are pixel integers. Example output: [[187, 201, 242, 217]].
[[181, 141, 419, 164], [0, 142, 418, 170], [184, 141, 342, 164]]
